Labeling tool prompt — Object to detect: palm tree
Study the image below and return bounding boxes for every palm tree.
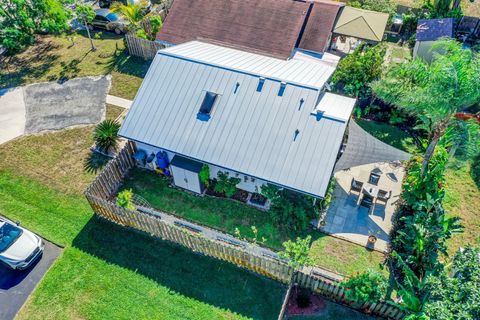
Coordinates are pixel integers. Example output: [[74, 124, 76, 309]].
[[109, 0, 149, 31], [372, 40, 480, 175], [93, 119, 120, 153]]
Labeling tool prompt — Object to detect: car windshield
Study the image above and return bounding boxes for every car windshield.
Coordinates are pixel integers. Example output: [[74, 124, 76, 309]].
[[0, 222, 23, 253], [106, 13, 119, 21]]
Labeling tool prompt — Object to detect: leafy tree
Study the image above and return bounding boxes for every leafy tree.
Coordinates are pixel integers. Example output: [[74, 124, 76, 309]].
[[93, 119, 121, 153], [279, 236, 313, 271], [407, 246, 480, 319], [392, 148, 462, 279], [199, 164, 210, 188], [331, 43, 386, 98], [341, 270, 388, 304], [110, 0, 149, 30], [0, 0, 71, 53], [349, 0, 397, 18], [136, 14, 163, 40], [372, 40, 480, 175], [117, 189, 135, 210], [423, 0, 477, 18], [214, 172, 240, 197], [75, 3, 96, 51]]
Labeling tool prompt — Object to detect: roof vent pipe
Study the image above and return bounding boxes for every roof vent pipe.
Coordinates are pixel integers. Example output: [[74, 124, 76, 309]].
[[278, 82, 287, 96], [234, 82, 240, 94], [256, 77, 265, 92], [294, 129, 300, 141]]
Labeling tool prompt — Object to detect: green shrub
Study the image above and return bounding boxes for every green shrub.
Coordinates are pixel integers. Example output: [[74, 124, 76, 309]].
[[214, 172, 240, 197], [199, 164, 210, 188], [261, 184, 317, 231], [331, 44, 386, 98], [117, 189, 135, 210], [341, 270, 388, 304], [93, 119, 120, 152]]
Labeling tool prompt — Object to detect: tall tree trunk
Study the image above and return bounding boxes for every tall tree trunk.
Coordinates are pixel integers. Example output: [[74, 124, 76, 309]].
[[420, 122, 448, 176], [84, 19, 96, 51]]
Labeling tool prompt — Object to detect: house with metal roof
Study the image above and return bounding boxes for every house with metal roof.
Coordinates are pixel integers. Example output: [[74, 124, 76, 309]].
[[119, 41, 357, 198], [413, 18, 455, 62]]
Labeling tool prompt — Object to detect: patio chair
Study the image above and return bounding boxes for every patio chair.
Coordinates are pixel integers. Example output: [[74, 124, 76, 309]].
[[368, 172, 381, 186], [360, 193, 374, 209], [377, 190, 391, 203], [350, 178, 363, 193]]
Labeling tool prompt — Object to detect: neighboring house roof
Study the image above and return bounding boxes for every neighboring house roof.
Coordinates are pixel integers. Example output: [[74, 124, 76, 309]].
[[299, 0, 345, 53], [156, 0, 309, 59], [334, 120, 410, 172], [333, 6, 389, 42], [416, 18, 455, 41], [119, 41, 356, 197], [161, 41, 336, 89]]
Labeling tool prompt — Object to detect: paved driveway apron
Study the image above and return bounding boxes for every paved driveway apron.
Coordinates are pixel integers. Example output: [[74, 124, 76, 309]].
[[0, 87, 26, 145], [0, 241, 62, 320]]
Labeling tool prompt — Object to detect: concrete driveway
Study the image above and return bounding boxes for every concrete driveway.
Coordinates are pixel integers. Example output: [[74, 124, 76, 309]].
[[0, 87, 26, 145], [0, 240, 62, 320], [0, 76, 110, 145]]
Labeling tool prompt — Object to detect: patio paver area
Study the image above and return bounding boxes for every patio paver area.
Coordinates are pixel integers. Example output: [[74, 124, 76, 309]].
[[320, 162, 405, 252]]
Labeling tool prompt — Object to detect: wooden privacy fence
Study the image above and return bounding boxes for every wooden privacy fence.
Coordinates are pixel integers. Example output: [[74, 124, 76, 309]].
[[84, 142, 407, 320], [125, 34, 166, 60]]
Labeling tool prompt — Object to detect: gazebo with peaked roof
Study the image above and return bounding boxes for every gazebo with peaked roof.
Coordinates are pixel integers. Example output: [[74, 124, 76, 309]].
[[332, 6, 389, 43]]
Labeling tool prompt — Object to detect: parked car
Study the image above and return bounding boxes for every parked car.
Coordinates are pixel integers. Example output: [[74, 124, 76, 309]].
[[99, 0, 152, 12], [88, 9, 128, 34], [0, 217, 44, 270]]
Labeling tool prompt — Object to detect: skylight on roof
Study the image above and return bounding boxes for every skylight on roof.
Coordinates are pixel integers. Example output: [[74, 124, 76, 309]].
[[198, 91, 218, 121]]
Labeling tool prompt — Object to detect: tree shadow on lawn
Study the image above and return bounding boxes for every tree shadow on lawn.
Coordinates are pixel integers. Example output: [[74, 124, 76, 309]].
[[0, 40, 60, 88], [72, 216, 286, 320]]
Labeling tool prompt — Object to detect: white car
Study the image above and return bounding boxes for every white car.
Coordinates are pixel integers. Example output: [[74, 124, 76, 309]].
[[0, 217, 44, 270]]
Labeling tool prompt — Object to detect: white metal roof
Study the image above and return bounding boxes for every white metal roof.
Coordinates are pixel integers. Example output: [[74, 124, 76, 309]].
[[120, 42, 355, 197], [160, 41, 336, 89], [312, 93, 355, 122]]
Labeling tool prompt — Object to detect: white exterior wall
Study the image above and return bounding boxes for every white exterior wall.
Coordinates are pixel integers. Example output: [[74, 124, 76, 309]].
[[135, 142, 267, 194], [209, 165, 267, 194]]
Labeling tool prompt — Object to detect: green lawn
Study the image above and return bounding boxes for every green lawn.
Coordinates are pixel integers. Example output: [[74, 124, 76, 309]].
[[0, 107, 285, 319], [357, 119, 419, 154], [0, 32, 149, 99], [121, 168, 385, 275], [308, 235, 386, 276]]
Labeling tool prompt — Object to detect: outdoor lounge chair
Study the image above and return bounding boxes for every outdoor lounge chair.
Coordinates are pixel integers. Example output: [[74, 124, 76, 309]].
[[368, 172, 381, 186], [350, 178, 363, 193], [377, 190, 391, 203], [360, 193, 374, 209]]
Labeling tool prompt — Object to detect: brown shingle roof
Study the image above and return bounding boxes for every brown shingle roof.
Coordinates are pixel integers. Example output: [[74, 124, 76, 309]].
[[299, 0, 344, 53], [156, 0, 310, 59]]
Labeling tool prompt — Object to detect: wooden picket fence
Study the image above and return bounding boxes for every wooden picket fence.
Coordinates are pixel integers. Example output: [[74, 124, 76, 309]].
[[84, 141, 407, 320], [125, 33, 166, 60]]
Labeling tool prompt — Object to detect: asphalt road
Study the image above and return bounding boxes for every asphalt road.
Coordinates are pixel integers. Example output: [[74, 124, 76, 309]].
[[0, 240, 62, 320]]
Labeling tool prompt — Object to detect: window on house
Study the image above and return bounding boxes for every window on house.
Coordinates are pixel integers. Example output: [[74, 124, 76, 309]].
[[198, 92, 218, 120]]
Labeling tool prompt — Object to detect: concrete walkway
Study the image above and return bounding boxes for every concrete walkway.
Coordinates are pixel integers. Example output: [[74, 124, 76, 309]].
[[107, 95, 132, 109], [138, 205, 343, 282], [0, 88, 26, 145]]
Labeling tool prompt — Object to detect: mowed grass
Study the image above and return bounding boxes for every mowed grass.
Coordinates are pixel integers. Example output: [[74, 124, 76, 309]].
[[17, 217, 284, 320], [444, 164, 480, 255], [121, 168, 285, 249], [0, 107, 285, 319], [121, 168, 385, 275], [0, 32, 149, 99], [308, 235, 385, 276]]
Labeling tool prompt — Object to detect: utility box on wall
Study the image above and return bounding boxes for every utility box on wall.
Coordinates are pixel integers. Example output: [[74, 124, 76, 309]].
[[170, 155, 204, 194]]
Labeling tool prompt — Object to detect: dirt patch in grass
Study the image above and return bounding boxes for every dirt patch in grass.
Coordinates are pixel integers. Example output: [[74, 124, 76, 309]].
[[0, 32, 150, 99]]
